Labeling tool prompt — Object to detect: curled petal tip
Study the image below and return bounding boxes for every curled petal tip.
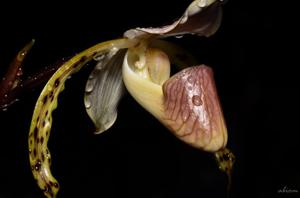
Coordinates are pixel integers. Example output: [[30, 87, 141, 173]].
[[124, 0, 222, 39]]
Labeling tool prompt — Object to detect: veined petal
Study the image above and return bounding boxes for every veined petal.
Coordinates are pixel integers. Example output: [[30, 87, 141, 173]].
[[124, 0, 223, 39], [85, 49, 126, 134], [162, 65, 228, 151]]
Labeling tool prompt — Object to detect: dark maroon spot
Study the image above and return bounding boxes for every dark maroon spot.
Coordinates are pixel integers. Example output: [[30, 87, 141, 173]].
[[49, 91, 53, 98], [42, 120, 45, 127], [80, 56, 87, 62], [41, 153, 45, 162], [44, 185, 53, 197], [45, 111, 48, 116], [37, 116, 40, 122], [33, 149, 37, 157], [54, 78, 60, 87], [34, 160, 41, 171], [54, 183, 59, 188], [41, 137, 44, 144], [42, 95, 48, 104], [33, 127, 38, 140], [46, 131, 49, 136], [92, 52, 97, 57], [72, 62, 79, 68], [49, 181, 59, 188]]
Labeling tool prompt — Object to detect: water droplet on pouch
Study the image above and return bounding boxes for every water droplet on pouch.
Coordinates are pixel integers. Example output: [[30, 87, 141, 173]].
[[181, 109, 189, 122], [187, 76, 193, 83], [192, 95, 202, 106]]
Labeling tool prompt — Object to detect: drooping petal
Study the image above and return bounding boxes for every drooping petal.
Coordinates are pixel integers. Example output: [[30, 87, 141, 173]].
[[124, 0, 223, 39], [84, 49, 126, 134], [28, 38, 136, 198]]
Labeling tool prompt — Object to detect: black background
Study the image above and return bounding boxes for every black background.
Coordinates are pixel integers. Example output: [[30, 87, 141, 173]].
[[0, 0, 298, 198]]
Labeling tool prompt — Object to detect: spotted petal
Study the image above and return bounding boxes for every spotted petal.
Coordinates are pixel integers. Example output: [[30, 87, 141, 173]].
[[28, 38, 136, 198]]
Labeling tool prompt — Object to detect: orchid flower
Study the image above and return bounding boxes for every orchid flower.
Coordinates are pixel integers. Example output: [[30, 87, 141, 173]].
[[28, 0, 235, 197]]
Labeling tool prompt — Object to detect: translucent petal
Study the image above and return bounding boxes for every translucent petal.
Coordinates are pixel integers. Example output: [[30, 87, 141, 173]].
[[84, 49, 126, 134]]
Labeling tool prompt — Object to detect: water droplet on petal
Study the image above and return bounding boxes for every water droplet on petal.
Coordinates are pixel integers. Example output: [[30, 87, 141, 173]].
[[88, 74, 94, 80], [94, 54, 105, 61], [85, 99, 91, 109], [175, 35, 184, 39], [181, 108, 190, 122], [85, 81, 94, 93], [192, 95, 202, 106], [198, 0, 207, 8]]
